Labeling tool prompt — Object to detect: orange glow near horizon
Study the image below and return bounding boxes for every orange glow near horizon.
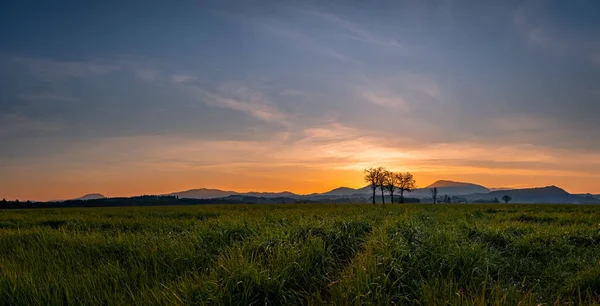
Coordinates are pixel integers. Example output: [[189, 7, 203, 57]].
[[3, 165, 600, 201], [3, 127, 600, 201]]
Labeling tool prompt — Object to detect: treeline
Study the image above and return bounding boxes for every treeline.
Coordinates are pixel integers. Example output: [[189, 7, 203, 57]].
[[0, 196, 201, 209], [0, 195, 416, 209]]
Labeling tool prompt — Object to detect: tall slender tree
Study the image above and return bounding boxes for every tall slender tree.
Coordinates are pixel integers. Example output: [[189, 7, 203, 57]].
[[364, 167, 381, 204], [397, 172, 416, 204], [430, 187, 438, 204], [384, 171, 398, 204]]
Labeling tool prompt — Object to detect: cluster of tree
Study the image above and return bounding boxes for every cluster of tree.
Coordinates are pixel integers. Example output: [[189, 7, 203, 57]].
[[471, 196, 512, 204], [427, 190, 464, 204], [471, 197, 501, 204], [1, 198, 31, 208], [364, 167, 416, 204]]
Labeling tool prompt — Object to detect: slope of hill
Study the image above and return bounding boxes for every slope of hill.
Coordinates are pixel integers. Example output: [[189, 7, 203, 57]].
[[427, 180, 490, 193], [171, 188, 237, 199], [320, 187, 363, 196], [465, 186, 590, 204]]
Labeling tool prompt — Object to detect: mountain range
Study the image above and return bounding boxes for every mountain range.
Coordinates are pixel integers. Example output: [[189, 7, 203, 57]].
[[161, 180, 598, 204], [168, 180, 489, 198], [70, 180, 599, 204]]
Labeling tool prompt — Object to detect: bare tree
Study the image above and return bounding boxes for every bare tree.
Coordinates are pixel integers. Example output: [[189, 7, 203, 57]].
[[376, 167, 387, 205], [384, 171, 398, 204], [502, 195, 512, 204], [430, 187, 438, 204], [364, 167, 382, 204], [397, 172, 416, 204]]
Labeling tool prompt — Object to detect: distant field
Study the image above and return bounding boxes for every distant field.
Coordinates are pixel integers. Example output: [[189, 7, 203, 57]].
[[1, 204, 600, 305]]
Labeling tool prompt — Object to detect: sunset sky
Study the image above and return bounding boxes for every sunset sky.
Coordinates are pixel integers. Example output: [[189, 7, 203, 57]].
[[1, 1, 600, 200]]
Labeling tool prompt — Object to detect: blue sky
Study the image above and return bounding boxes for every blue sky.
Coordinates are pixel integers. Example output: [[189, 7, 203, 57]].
[[1, 0, 599, 200]]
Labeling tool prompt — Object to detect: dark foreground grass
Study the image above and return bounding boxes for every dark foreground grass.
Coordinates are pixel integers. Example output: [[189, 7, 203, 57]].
[[1, 204, 600, 305]]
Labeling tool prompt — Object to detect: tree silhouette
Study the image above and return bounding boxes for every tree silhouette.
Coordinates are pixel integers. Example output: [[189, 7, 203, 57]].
[[384, 171, 398, 204], [430, 187, 438, 204], [397, 172, 416, 204], [376, 167, 387, 205], [502, 195, 512, 204], [364, 167, 382, 204]]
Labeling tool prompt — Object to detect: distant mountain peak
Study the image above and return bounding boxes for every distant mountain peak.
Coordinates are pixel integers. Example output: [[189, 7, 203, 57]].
[[74, 193, 106, 200], [426, 180, 485, 188], [320, 187, 362, 196], [534, 185, 569, 194]]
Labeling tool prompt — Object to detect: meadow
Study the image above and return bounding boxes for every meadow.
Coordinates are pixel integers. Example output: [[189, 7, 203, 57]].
[[1, 204, 600, 305]]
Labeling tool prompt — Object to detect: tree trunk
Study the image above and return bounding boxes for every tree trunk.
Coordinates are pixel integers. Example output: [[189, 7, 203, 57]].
[[390, 192, 394, 204], [372, 188, 376, 204], [400, 190, 404, 204], [381, 187, 385, 205]]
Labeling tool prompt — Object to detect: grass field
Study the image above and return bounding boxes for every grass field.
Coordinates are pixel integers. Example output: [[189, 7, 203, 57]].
[[1, 204, 600, 305]]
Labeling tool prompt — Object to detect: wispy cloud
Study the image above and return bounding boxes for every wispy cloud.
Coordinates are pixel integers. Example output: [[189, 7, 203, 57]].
[[293, 6, 405, 51], [190, 83, 288, 124], [362, 91, 408, 109], [261, 21, 358, 64], [353, 73, 441, 111]]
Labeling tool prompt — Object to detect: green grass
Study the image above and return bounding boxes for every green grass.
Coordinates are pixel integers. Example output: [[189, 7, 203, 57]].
[[1, 204, 600, 305]]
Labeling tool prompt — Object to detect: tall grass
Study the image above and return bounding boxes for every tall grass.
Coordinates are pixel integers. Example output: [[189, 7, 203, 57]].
[[0, 204, 599, 305]]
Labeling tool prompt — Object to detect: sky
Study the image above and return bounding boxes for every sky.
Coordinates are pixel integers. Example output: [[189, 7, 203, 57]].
[[1, 0, 599, 200]]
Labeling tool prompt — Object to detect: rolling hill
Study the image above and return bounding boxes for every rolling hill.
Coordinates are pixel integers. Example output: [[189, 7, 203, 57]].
[[320, 187, 369, 196], [465, 186, 589, 204], [170, 188, 299, 199], [170, 188, 237, 199], [73, 193, 106, 200]]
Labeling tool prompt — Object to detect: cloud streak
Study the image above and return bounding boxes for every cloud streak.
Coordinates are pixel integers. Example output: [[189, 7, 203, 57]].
[[191, 84, 288, 124]]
